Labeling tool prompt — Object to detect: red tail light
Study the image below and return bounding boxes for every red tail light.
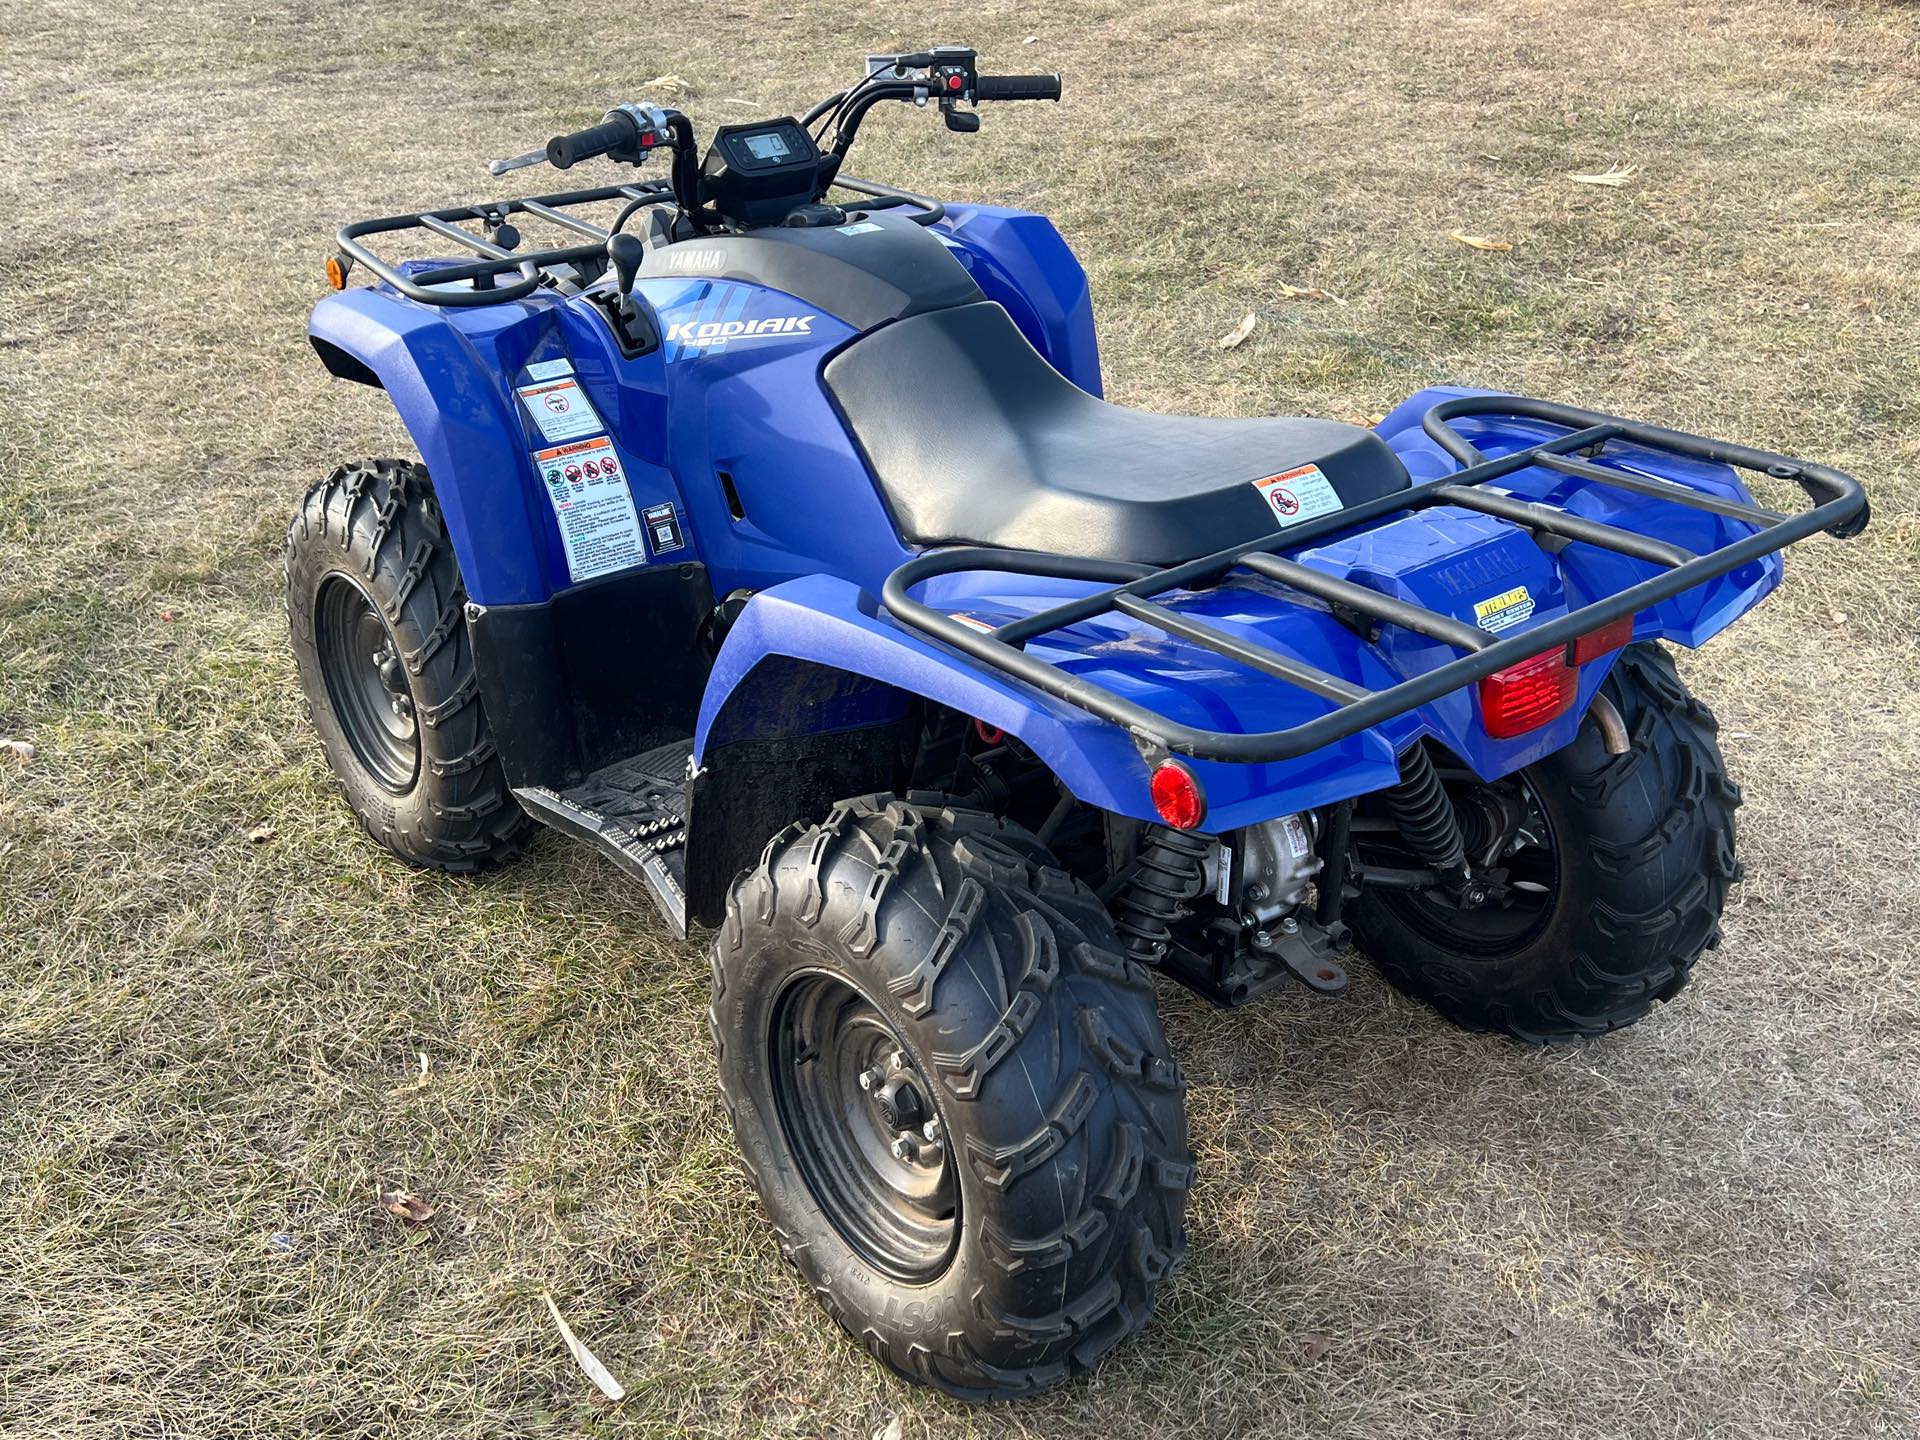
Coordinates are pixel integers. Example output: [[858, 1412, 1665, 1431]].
[[1569, 614, 1634, 665], [1478, 648, 1577, 739], [1150, 759, 1207, 831]]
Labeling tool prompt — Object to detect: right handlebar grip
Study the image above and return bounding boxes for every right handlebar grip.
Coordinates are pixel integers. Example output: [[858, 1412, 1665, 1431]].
[[546, 114, 635, 170], [974, 73, 1062, 102]]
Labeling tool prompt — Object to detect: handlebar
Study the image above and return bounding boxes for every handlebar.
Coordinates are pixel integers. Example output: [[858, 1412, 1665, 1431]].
[[544, 104, 672, 170], [974, 74, 1062, 102], [547, 114, 642, 169]]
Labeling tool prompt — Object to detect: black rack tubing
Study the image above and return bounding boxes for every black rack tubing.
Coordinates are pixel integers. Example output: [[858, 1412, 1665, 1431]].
[[336, 181, 674, 307], [1430, 485, 1695, 567], [880, 401, 1866, 764]]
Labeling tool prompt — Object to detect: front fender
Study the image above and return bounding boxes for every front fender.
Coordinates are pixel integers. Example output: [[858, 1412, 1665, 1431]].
[[309, 288, 552, 605]]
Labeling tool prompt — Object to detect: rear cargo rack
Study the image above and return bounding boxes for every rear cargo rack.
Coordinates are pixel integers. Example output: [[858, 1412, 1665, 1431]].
[[880, 396, 1869, 763]]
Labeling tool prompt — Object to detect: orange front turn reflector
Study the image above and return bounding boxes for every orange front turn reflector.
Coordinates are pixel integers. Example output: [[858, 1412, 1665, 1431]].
[[325, 254, 349, 291], [1478, 648, 1578, 739]]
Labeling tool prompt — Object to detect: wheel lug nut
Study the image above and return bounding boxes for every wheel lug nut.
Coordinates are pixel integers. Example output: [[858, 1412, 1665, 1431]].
[[921, 1119, 941, 1143], [857, 1066, 884, 1091], [890, 1137, 916, 1161]]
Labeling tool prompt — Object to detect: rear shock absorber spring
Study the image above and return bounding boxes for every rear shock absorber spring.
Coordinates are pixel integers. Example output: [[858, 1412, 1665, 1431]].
[[1111, 827, 1210, 966], [1386, 746, 1471, 894]]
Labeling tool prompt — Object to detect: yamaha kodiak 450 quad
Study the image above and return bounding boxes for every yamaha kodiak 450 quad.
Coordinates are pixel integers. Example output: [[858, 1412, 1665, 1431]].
[[289, 48, 1869, 1398]]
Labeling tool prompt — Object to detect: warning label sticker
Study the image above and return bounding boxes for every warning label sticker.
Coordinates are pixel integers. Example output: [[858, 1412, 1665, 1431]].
[[1474, 585, 1536, 633], [534, 437, 645, 582], [523, 357, 575, 382], [1251, 463, 1343, 528], [517, 377, 604, 444]]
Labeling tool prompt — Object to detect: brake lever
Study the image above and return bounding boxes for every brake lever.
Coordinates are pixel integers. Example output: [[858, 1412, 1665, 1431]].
[[488, 147, 550, 177]]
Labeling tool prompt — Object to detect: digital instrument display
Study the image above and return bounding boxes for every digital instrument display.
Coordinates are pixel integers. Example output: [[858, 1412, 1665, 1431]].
[[744, 132, 790, 161]]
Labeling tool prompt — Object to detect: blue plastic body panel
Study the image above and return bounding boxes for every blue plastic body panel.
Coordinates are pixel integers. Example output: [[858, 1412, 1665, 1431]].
[[313, 206, 1784, 833]]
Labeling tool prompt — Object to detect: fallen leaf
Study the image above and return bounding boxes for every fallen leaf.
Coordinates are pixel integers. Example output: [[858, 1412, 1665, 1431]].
[[873, 1418, 905, 1440], [1567, 164, 1636, 187], [1343, 410, 1387, 428], [380, 1188, 436, 1224], [246, 824, 275, 844], [1303, 1333, 1332, 1363], [0, 739, 34, 763], [1277, 281, 1349, 307], [1449, 230, 1514, 252], [1217, 312, 1258, 349], [1830, 609, 1849, 624], [544, 1292, 627, 1402], [158, 609, 177, 622], [645, 73, 688, 97], [1023, 34, 1038, 43]]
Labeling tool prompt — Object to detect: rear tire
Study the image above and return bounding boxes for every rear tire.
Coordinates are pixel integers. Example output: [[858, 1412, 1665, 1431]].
[[709, 794, 1192, 1399], [1352, 644, 1741, 1041], [285, 458, 533, 872]]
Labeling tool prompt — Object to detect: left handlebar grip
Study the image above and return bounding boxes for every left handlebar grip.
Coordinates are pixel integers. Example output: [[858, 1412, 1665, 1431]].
[[546, 114, 636, 170]]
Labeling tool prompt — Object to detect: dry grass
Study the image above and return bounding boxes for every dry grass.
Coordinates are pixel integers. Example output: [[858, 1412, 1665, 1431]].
[[2, 1, 1918, 1436]]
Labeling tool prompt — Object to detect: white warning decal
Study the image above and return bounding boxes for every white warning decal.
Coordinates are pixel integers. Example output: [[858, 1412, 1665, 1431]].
[[1251, 463, 1343, 527], [534, 437, 645, 583], [517, 376, 604, 443], [523, 357, 574, 382]]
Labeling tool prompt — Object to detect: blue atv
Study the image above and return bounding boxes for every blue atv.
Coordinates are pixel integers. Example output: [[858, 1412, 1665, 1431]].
[[288, 48, 1869, 1398]]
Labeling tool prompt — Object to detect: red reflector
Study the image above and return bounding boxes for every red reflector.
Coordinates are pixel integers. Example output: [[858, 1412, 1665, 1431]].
[[1478, 649, 1577, 739], [1150, 760, 1207, 831], [1569, 614, 1635, 665]]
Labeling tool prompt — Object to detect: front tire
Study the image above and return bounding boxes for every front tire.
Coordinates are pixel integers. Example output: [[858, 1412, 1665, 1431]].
[[286, 458, 533, 872], [709, 794, 1192, 1399], [1353, 644, 1742, 1041]]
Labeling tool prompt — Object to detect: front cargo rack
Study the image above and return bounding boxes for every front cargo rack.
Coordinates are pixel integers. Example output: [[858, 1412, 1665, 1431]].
[[333, 176, 944, 307], [880, 396, 1869, 763], [334, 179, 679, 307]]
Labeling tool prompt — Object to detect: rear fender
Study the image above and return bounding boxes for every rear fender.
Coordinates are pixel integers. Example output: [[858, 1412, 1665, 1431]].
[[1378, 385, 1784, 646], [692, 575, 1409, 836]]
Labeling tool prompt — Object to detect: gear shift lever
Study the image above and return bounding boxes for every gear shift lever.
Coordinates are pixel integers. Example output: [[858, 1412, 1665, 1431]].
[[594, 231, 658, 356], [607, 232, 643, 305]]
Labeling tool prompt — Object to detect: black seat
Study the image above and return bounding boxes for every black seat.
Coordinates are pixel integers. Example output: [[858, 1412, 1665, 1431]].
[[824, 301, 1411, 566]]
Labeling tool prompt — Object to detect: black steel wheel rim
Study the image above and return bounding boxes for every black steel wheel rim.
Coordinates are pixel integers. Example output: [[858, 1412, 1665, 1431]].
[[769, 969, 959, 1283], [1364, 769, 1562, 954], [314, 573, 419, 795]]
